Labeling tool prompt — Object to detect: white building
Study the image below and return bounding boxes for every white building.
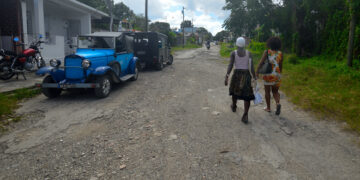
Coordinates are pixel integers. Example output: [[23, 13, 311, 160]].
[[0, 0, 108, 60]]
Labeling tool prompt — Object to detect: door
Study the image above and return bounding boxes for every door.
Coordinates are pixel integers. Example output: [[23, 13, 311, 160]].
[[115, 36, 131, 76]]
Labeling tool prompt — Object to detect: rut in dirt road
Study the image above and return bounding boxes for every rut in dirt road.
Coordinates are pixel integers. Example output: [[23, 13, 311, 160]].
[[0, 45, 360, 179]]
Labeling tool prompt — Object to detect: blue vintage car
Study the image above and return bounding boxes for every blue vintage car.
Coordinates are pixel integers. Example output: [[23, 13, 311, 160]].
[[36, 32, 139, 98]]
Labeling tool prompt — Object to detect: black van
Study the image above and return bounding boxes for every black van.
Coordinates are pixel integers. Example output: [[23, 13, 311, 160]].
[[134, 32, 173, 70]]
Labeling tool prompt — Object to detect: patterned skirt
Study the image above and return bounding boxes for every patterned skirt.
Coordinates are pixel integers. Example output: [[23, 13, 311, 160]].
[[229, 69, 255, 101]]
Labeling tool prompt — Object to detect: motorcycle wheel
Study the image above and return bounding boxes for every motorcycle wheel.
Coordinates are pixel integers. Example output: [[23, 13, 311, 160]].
[[0, 61, 15, 80]]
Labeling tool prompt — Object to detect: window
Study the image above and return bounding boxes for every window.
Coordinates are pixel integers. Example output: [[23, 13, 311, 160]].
[[116, 37, 126, 53], [78, 36, 115, 49]]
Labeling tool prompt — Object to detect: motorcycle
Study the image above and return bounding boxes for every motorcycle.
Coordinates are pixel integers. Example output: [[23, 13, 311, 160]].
[[206, 43, 210, 50], [0, 35, 46, 80]]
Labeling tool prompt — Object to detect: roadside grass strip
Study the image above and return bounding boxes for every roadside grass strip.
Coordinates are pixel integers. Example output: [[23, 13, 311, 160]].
[[171, 44, 202, 53], [0, 88, 41, 131], [281, 56, 360, 133]]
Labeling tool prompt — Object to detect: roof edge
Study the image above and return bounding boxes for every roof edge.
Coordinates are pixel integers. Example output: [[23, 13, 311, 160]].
[[68, 0, 109, 17]]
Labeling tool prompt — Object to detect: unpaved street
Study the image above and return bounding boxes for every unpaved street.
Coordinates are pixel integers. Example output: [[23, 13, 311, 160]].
[[1, 46, 360, 179]]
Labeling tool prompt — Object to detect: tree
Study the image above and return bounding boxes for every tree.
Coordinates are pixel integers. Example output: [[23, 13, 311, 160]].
[[103, 0, 114, 32], [181, 20, 193, 28], [78, 0, 108, 13], [214, 30, 230, 41], [113, 2, 135, 21], [149, 22, 171, 35], [347, 0, 359, 67]]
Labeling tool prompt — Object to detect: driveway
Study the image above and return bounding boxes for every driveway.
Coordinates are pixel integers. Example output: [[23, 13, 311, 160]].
[[0, 45, 359, 179], [0, 72, 43, 93]]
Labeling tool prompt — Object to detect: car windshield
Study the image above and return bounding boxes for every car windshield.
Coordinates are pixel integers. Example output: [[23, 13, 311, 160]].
[[78, 36, 115, 49]]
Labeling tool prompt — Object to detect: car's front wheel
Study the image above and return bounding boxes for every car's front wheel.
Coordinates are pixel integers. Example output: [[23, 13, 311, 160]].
[[94, 75, 111, 98], [42, 75, 62, 98]]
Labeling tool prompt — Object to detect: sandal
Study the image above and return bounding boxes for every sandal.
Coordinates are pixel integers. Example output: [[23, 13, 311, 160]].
[[263, 107, 271, 112], [275, 104, 281, 115], [231, 104, 237, 112], [241, 113, 248, 124]]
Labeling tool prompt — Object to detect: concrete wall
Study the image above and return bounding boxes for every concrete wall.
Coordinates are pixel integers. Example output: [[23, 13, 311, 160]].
[[23, 0, 93, 61]]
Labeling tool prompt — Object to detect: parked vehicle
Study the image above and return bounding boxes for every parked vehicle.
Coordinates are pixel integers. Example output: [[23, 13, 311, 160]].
[[35, 32, 139, 98], [0, 35, 46, 80], [134, 32, 173, 70]]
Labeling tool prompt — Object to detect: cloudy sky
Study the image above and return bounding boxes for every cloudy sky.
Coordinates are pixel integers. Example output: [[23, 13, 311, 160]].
[[114, 0, 229, 35]]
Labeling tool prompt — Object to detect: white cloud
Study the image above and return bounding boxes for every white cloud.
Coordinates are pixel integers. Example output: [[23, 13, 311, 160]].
[[114, 0, 229, 34]]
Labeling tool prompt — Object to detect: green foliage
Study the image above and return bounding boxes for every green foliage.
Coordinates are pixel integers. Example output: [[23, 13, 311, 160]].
[[248, 41, 266, 53], [149, 22, 171, 35], [79, 0, 149, 31], [222, 0, 360, 59], [168, 31, 177, 46], [287, 54, 299, 65], [0, 88, 41, 130], [181, 20, 193, 28], [78, 0, 108, 13], [322, 10, 349, 60], [187, 36, 196, 45], [281, 55, 360, 133], [214, 30, 230, 41], [220, 43, 236, 58]]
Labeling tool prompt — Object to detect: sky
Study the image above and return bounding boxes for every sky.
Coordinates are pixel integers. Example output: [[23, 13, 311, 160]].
[[114, 0, 229, 35]]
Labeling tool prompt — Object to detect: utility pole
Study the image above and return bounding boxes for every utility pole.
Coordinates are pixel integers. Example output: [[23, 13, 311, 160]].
[[145, 0, 148, 32], [182, 6, 185, 48]]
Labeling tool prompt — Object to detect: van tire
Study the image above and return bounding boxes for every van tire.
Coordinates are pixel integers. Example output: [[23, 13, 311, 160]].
[[155, 58, 163, 71], [167, 55, 173, 65]]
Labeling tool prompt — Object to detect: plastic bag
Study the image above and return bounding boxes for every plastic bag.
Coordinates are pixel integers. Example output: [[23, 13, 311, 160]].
[[254, 83, 263, 105]]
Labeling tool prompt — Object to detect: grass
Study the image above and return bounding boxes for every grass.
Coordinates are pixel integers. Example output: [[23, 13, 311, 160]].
[[220, 42, 236, 58], [0, 87, 41, 131], [171, 44, 202, 53], [281, 56, 360, 133], [220, 41, 360, 133]]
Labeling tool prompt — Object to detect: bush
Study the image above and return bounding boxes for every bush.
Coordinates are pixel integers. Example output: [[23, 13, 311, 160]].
[[287, 54, 299, 64], [248, 41, 266, 53], [220, 42, 236, 58]]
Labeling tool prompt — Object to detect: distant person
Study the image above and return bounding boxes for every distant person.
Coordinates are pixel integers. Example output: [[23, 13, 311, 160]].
[[206, 40, 211, 50], [256, 37, 283, 115], [225, 37, 256, 124]]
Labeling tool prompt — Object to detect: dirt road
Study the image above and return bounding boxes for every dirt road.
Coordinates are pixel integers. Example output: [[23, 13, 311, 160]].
[[1, 46, 360, 179]]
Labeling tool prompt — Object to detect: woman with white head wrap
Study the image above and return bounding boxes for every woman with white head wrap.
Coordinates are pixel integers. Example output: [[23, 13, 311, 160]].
[[225, 37, 256, 124]]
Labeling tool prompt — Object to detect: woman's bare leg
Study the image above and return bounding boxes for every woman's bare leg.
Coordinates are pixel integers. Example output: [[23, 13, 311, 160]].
[[271, 86, 280, 105], [232, 96, 237, 107], [244, 100, 250, 114], [264, 85, 271, 110]]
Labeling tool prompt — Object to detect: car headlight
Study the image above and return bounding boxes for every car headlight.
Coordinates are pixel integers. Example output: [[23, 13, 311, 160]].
[[82, 59, 91, 69], [50, 59, 61, 67], [0, 56, 3, 60]]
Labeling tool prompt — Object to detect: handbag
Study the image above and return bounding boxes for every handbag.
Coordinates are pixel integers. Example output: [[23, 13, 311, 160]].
[[258, 51, 272, 74]]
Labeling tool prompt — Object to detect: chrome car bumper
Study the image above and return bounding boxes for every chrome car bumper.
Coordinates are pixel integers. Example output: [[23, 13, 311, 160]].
[[35, 83, 100, 89]]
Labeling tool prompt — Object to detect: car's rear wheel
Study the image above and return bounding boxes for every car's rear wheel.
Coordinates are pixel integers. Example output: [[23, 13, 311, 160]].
[[167, 55, 173, 65], [130, 65, 139, 81], [155, 58, 163, 71], [94, 75, 111, 98], [42, 75, 62, 98]]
